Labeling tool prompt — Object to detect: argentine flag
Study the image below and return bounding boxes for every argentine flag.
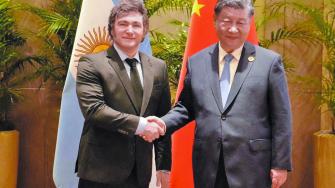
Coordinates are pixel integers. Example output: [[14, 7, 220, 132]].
[[53, 0, 155, 187]]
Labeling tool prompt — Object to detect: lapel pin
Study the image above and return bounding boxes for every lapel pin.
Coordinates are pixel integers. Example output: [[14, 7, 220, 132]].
[[248, 56, 255, 62]]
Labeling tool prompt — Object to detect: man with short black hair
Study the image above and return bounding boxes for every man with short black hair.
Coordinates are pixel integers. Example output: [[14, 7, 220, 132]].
[[148, 0, 292, 187]]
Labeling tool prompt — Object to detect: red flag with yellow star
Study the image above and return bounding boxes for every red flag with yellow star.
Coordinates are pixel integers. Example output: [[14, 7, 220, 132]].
[[170, 0, 259, 187]]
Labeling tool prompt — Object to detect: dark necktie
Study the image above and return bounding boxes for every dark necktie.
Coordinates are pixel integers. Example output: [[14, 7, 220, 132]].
[[125, 58, 143, 114]]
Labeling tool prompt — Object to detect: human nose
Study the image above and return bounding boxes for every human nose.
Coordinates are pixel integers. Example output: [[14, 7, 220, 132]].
[[125, 25, 134, 34], [228, 24, 238, 33]]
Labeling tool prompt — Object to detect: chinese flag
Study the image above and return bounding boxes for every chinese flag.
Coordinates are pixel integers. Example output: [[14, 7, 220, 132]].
[[170, 0, 259, 187]]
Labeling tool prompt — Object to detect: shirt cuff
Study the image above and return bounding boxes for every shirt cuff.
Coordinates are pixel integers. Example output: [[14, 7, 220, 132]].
[[135, 117, 147, 135], [157, 170, 171, 174]]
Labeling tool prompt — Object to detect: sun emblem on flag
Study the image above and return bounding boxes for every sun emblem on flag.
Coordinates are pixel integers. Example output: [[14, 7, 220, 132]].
[[74, 26, 112, 62]]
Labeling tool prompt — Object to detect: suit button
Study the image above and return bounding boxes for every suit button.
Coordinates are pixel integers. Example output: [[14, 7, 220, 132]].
[[217, 141, 222, 147], [221, 114, 226, 120]]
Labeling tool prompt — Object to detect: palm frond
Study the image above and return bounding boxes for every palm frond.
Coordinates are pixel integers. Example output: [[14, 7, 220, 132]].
[[0, 1, 25, 47], [150, 24, 188, 87], [0, 87, 23, 112], [22, 4, 73, 38], [19, 0, 82, 86], [0, 50, 18, 67], [1, 56, 49, 83], [168, 19, 190, 27], [260, 26, 320, 48], [281, 56, 296, 73], [256, 12, 285, 32], [145, 0, 193, 17]]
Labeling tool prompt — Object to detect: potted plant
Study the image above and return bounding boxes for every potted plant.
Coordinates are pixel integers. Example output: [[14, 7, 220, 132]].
[[0, 1, 47, 187], [309, 4, 335, 186]]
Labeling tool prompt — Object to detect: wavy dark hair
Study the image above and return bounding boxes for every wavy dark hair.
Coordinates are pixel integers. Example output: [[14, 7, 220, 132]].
[[108, 0, 149, 40]]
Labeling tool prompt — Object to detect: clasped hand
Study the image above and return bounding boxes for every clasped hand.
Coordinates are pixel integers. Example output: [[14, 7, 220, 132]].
[[140, 116, 166, 142]]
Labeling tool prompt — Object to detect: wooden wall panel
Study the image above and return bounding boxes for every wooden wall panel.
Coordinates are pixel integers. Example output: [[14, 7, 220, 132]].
[[11, 85, 60, 188], [11, 1, 59, 187], [11, 89, 50, 188]]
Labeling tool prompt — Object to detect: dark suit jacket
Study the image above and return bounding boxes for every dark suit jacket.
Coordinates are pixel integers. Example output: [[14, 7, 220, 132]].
[[162, 42, 292, 188], [75, 46, 171, 186]]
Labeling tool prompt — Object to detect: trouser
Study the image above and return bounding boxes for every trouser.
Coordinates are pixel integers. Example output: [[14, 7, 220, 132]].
[[214, 146, 230, 188], [78, 165, 148, 188]]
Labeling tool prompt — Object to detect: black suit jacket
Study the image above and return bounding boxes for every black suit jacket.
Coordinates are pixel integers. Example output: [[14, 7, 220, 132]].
[[162, 42, 292, 188], [75, 46, 171, 186]]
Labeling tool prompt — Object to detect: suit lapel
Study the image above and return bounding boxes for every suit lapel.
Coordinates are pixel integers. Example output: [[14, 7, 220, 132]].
[[106, 46, 139, 114], [139, 52, 154, 116], [207, 44, 224, 113], [223, 42, 256, 112]]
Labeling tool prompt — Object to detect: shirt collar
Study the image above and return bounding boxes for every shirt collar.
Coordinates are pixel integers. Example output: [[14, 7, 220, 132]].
[[218, 42, 244, 63], [114, 44, 141, 63]]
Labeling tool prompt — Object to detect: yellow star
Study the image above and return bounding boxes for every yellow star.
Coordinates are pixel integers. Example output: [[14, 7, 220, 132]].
[[192, 0, 205, 16]]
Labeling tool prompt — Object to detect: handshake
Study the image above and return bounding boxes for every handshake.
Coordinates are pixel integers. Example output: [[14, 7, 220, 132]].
[[139, 116, 166, 142]]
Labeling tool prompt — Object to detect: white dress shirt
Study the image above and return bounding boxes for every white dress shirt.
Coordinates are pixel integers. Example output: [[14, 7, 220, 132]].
[[218, 43, 244, 88]]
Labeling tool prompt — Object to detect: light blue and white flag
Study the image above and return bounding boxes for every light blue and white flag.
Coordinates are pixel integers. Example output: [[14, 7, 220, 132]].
[[53, 0, 155, 187]]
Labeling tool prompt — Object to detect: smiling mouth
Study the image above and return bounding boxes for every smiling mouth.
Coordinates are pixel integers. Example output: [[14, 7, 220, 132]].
[[226, 36, 239, 40]]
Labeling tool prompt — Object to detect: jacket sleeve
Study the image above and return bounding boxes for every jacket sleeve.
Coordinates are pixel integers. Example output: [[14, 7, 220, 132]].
[[76, 56, 139, 136], [268, 55, 292, 171], [154, 62, 172, 171], [161, 59, 195, 134]]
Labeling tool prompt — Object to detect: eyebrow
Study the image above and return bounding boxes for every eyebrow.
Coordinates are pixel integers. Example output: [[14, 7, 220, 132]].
[[117, 20, 141, 23]]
